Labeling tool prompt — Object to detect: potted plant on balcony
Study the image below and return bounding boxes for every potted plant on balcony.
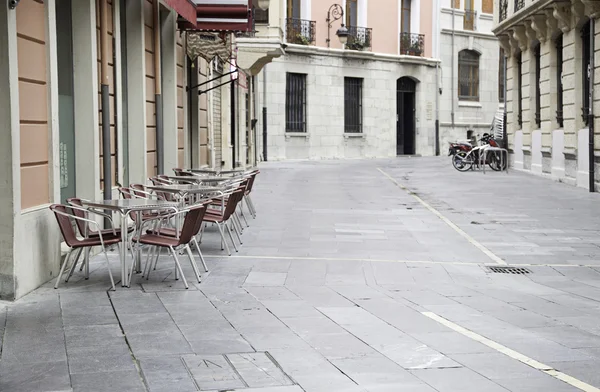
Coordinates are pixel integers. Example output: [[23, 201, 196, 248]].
[[293, 33, 311, 45]]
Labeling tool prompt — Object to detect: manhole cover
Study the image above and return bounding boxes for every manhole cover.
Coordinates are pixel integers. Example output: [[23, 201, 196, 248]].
[[487, 266, 531, 275]]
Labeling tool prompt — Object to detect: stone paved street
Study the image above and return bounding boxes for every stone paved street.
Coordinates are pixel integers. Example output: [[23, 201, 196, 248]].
[[3, 158, 600, 391]]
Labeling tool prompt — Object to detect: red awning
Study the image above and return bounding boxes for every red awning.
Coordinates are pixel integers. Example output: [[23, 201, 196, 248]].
[[163, 0, 197, 27], [183, 0, 252, 32]]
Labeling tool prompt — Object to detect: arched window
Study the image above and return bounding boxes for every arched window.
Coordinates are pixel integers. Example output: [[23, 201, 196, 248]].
[[458, 50, 480, 101]]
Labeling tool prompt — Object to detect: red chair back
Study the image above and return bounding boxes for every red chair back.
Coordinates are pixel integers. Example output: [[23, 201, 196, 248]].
[[66, 198, 91, 237], [177, 205, 207, 246], [50, 204, 79, 248]]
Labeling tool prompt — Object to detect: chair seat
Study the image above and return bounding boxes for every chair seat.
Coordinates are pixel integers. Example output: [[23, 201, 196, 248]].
[[146, 227, 178, 237], [73, 234, 121, 249], [203, 212, 225, 223], [133, 234, 179, 247], [89, 226, 134, 237]]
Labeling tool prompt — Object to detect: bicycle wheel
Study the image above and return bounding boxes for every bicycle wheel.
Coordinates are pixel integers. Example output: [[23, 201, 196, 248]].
[[488, 151, 506, 171], [453, 151, 473, 172]]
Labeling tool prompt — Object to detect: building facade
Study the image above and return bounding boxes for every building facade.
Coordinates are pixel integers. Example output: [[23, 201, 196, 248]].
[[251, 0, 501, 160], [0, 0, 278, 300], [493, 0, 600, 189], [439, 0, 502, 148]]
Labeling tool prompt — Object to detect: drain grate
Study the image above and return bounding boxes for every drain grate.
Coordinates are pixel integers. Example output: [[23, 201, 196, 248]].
[[487, 266, 531, 275]]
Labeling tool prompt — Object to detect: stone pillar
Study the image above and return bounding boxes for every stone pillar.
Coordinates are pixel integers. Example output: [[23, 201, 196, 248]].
[[562, 28, 579, 154], [125, 0, 147, 183], [161, 10, 178, 173], [72, 0, 100, 200], [0, 4, 20, 299]]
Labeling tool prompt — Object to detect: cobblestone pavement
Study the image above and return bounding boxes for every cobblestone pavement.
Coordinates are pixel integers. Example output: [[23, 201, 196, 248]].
[[2, 158, 600, 392]]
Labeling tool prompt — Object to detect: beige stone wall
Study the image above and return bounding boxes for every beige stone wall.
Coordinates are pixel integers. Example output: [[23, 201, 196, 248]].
[[144, 0, 157, 177], [176, 33, 185, 168], [96, 0, 118, 188], [17, 0, 50, 210]]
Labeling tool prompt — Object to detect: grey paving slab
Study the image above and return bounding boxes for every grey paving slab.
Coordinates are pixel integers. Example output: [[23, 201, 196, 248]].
[[493, 374, 581, 391], [227, 353, 294, 388], [411, 367, 510, 392], [183, 354, 246, 390], [139, 356, 198, 392], [0, 360, 71, 392], [71, 370, 146, 392]]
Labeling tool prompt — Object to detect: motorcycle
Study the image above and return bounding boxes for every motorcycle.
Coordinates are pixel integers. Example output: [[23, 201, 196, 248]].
[[449, 133, 506, 172]]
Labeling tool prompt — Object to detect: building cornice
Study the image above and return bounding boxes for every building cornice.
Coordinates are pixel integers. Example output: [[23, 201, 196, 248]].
[[440, 29, 497, 40], [284, 44, 441, 67]]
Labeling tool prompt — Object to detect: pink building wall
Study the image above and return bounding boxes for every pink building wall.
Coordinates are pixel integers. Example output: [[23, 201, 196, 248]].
[[308, 0, 433, 57]]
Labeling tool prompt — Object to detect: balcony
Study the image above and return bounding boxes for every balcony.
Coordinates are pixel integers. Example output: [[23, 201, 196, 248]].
[[463, 10, 477, 30], [346, 26, 372, 51], [286, 18, 316, 45], [514, 0, 524, 12], [399, 33, 425, 57]]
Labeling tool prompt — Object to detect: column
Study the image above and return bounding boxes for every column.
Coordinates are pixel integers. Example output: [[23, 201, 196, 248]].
[[161, 10, 178, 172], [0, 3, 20, 299], [125, 0, 147, 183], [72, 0, 100, 200]]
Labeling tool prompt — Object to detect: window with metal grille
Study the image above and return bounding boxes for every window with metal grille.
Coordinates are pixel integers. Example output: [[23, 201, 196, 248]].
[[582, 21, 591, 125], [517, 52, 522, 127], [458, 50, 479, 101], [499, 48, 505, 102], [285, 73, 307, 132], [556, 34, 564, 128], [344, 77, 363, 133], [534, 43, 541, 128]]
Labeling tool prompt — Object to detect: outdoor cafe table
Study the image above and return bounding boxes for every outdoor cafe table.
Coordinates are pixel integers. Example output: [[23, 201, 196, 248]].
[[82, 199, 179, 287], [146, 184, 229, 206], [165, 175, 237, 185]]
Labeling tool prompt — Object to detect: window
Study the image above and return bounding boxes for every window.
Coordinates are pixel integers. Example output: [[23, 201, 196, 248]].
[[401, 0, 411, 33], [344, 77, 363, 133], [452, 0, 459, 8], [482, 0, 493, 14], [556, 34, 563, 128], [499, 48, 505, 102], [582, 20, 591, 125], [464, 0, 475, 31], [253, 0, 269, 23], [346, 0, 358, 27], [517, 52, 522, 127], [285, 73, 307, 132], [534, 43, 541, 128], [287, 0, 301, 19], [458, 50, 480, 101]]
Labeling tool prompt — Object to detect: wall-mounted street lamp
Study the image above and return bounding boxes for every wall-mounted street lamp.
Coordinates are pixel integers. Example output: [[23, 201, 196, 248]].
[[326, 4, 349, 47], [257, 0, 270, 11]]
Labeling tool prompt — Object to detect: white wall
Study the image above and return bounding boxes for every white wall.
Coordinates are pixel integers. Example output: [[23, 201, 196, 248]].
[[258, 47, 438, 160]]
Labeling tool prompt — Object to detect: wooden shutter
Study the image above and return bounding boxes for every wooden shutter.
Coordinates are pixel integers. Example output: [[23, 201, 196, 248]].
[[482, 0, 493, 13], [453, 0, 460, 9]]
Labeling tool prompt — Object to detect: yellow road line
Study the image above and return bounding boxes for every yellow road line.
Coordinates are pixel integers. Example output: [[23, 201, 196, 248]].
[[377, 167, 507, 265], [422, 312, 600, 392]]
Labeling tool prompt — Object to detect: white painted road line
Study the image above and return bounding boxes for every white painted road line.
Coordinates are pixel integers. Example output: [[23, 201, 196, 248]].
[[377, 168, 507, 265], [422, 311, 600, 392]]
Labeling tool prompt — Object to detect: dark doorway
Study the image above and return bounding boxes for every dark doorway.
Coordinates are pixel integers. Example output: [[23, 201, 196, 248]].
[[396, 77, 416, 155]]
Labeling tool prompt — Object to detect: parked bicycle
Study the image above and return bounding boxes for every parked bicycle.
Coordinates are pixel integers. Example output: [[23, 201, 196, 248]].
[[449, 133, 506, 172]]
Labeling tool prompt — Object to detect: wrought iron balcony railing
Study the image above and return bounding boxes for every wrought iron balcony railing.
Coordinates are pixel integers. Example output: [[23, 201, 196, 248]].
[[346, 26, 373, 51], [286, 18, 316, 45], [499, 0, 508, 21], [399, 33, 425, 57], [514, 0, 524, 13], [463, 10, 477, 31]]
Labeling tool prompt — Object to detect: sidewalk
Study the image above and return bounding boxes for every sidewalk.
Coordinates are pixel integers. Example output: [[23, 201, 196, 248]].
[[2, 157, 600, 392]]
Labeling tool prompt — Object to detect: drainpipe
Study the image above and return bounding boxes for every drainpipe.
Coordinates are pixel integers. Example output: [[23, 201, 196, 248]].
[[503, 51, 508, 149], [451, 6, 455, 129], [262, 65, 268, 161], [154, 0, 163, 174], [589, 18, 595, 192], [100, 0, 111, 204], [435, 62, 440, 156]]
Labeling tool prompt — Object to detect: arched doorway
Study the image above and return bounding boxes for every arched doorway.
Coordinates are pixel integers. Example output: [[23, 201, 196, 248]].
[[397, 77, 416, 155]]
